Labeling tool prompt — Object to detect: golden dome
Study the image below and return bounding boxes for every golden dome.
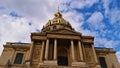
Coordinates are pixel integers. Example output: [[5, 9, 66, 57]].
[[42, 12, 72, 32]]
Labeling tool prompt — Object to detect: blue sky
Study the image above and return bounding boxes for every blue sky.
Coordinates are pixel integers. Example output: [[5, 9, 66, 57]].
[[0, 0, 120, 63]]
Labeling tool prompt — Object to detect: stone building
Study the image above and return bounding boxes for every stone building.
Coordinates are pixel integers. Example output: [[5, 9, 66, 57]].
[[0, 11, 119, 68]]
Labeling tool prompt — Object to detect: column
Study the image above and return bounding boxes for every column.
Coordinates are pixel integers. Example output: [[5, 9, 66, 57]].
[[11, 49, 15, 63], [28, 41, 34, 60], [92, 44, 98, 63], [26, 41, 34, 66], [106, 54, 111, 68], [78, 40, 83, 61], [40, 41, 45, 62], [54, 39, 57, 60], [71, 40, 75, 61], [45, 39, 49, 60]]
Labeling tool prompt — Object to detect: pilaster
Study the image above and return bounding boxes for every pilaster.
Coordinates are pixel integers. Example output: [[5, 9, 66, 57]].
[[40, 41, 45, 62], [92, 44, 98, 63]]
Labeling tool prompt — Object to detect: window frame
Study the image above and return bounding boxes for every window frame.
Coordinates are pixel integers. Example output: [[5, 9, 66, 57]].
[[99, 57, 108, 68], [13, 51, 25, 65], [14, 53, 24, 64]]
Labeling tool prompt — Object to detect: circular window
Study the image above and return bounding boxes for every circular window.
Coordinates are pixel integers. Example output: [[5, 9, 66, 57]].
[[53, 26, 56, 29]]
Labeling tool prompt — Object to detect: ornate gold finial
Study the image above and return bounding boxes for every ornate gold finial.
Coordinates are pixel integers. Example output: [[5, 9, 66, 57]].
[[54, 0, 62, 18], [55, 12, 62, 18]]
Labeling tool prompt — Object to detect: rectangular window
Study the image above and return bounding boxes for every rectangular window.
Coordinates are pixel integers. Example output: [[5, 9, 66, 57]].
[[99, 57, 107, 68], [14, 53, 23, 64]]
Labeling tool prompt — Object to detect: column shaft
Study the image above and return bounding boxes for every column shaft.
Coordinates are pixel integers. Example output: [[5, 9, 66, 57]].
[[106, 54, 111, 68], [71, 40, 75, 61], [82, 43, 86, 61], [45, 39, 49, 60], [40, 41, 44, 62], [54, 39, 57, 60], [92, 44, 98, 63], [78, 41, 83, 61]]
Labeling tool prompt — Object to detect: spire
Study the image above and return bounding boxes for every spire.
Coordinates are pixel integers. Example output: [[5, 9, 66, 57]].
[[58, 6, 60, 13], [58, 0, 60, 12], [54, 0, 62, 18]]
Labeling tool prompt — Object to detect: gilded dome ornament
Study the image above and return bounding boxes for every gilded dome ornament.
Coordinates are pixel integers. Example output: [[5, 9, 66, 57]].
[[54, 12, 62, 18]]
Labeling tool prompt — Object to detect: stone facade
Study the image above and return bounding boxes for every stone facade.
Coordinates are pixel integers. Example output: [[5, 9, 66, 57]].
[[0, 12, 119, 68]]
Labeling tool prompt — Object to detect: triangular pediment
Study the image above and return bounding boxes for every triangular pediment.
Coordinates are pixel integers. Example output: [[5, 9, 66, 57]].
[[48, 28, 81, 35]]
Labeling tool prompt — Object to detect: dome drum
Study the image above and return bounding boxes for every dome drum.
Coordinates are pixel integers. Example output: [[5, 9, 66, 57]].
[[42, 23, 73, 32]]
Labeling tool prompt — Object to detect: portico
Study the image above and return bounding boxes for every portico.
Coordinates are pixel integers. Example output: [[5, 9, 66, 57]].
[[36, 36, 85, 66]]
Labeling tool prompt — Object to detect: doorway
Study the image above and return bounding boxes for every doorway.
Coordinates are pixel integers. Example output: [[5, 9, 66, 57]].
[[57, 48, 68, 66], [58, 56, 68, 66]]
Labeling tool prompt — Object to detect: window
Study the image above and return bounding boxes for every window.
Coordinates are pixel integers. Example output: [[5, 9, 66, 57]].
[[99, 57, 107, 68], [53, 26, 56, 29], [14, 53, 23, 64]]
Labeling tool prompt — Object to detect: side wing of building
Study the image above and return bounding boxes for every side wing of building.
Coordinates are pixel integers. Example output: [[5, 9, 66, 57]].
[[0, 42, 30, 68], [95, 47, 120, 68]]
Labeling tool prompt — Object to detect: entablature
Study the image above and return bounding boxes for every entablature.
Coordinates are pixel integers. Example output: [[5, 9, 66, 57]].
[[31, 32, 81, 40], [95, 47, 116, 54], [81, 36, 94, 43], [4, 44, 30, 50], [31, 33, 81, 40]]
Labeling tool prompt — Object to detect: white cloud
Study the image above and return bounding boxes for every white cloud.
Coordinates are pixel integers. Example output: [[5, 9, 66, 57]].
[[102, 0, 112, 16], [87, 12, 103, 23], [87, 12, 105, 30], [63, 10, 84, 31], [109, 9, 120, 24], [0, 0, 57, 20], [0, 15, 31, 40], [94, 37, 119, 48], [0, 14, 36, 55], [70, 0, 98, 9], [79, 28, 99, 37]]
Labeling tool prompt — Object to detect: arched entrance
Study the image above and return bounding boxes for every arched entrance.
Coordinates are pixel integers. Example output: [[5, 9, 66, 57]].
[[57, 48, 68, 66]]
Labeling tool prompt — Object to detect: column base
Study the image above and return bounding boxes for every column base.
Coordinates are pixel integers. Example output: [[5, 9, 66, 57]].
[[71, 62, 87, 67], [95, 65, 101, 68], [43, 60, 57, 66], [25, 60, 31, 68]]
